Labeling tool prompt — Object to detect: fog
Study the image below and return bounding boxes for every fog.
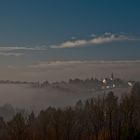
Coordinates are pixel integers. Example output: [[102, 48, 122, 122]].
[[0, 84, 131, 113], [0, 60, 138, 113]]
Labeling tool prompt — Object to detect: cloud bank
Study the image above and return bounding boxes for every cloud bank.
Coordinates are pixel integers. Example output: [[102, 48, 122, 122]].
[[0, 32, 139, 56], [0, 46, 47, 51], [2, 59, 139, 82], [50, 33, 134, 49], [0, 46, 48, 56], [29, 60, 140, 69], [0, 52, 24, 56]]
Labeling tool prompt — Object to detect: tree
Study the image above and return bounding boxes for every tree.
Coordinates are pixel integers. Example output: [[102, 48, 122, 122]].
[[7, 113, 27, 140], [105, 91, 118, 140]]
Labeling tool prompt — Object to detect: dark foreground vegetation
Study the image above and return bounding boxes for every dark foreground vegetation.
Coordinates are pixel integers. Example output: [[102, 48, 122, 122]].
[[0, 83, 140, 140]]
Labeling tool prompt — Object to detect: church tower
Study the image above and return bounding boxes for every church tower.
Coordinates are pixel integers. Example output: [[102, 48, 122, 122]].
[[111, 73, 114, 80]]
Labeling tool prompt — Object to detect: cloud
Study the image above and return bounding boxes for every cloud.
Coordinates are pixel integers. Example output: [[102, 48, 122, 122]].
[[29, 60, 86, 68], [90, 34, 97, 37], [71, 36, 76, 40], [2, 60, 140, 82], [0, 46, 47, 51], [7, 65, 17, 69], [0, 52, 24, 56], [25, 60, 140, 82], [29, 60, 140, 69], [0, 46, 48, 57], [50, 33, 133, 49]]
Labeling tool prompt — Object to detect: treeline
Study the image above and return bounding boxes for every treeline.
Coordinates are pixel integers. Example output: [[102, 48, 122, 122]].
[[0, 83, 140, 140]]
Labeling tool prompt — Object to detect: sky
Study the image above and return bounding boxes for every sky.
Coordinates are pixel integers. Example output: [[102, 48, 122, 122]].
[[0, 0, 140, 81]]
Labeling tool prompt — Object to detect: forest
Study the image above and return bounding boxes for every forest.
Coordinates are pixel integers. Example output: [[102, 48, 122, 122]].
[[0, 82, 140, 140]]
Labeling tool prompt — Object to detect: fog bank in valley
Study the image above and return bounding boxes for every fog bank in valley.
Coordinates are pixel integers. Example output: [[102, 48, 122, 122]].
[[0, 84, 130, 113]]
